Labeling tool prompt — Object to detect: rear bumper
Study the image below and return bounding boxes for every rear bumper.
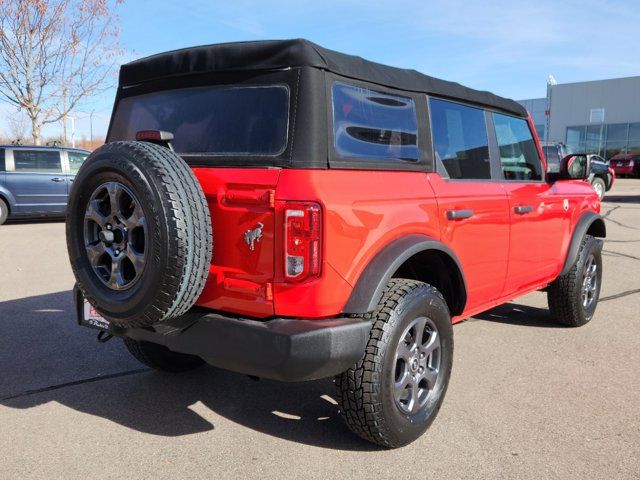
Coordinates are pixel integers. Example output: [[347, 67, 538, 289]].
[[74, 286, 371, 382]]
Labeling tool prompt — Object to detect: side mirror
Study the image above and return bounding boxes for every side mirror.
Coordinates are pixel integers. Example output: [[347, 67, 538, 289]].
[[548, 154, 591, 182]]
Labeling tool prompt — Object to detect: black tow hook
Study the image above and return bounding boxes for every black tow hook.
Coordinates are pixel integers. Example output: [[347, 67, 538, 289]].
[[97, 331, 114, 343]]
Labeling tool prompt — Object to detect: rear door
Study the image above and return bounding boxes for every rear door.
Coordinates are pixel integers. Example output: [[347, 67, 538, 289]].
[[427, 98, 510, 313], [5, 149, 67, 214], [490, 113, 569, 295]]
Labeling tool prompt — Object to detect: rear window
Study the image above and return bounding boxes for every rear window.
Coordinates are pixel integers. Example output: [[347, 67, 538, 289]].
[[332, 82, 419, 162], [13, 150, 62, 173], [109, 85, 289, 156]]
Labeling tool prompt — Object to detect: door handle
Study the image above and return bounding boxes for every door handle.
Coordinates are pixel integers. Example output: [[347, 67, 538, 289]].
[[51, 177, 64, 182], [446, 209, 474, 220], [514, 205, 533, 215]]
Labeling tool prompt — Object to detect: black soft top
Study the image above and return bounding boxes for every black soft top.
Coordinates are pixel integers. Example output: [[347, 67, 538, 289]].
[[120, 39, 527, 117]]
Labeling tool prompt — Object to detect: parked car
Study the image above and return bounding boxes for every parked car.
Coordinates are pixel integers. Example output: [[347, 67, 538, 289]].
[[66, 39, 605, 448], [609, 152, 640, 178], [588, 154, 616, 199], [0, 145, 90, 225], [541, 142, 614, 199]]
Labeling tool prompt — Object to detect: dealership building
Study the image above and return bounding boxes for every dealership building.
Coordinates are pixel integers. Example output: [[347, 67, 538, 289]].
[[518, 75, 640, 160]]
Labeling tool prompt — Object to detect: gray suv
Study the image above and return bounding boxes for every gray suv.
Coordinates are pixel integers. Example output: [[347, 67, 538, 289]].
[[0, 145, 90, 225]]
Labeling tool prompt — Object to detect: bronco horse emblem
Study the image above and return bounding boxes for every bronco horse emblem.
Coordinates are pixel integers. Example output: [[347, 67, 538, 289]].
[[244, 222, 264, 251]]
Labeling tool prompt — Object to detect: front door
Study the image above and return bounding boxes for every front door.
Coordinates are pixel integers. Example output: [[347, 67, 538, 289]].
[[65, 150, 90, 209], [490, 112, 569, 296], [5, 149, 67, 214], [428, 98, 510, 313]]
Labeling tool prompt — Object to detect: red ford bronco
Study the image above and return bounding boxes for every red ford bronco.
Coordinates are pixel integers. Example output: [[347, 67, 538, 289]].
[[66, 39, 605, 448]]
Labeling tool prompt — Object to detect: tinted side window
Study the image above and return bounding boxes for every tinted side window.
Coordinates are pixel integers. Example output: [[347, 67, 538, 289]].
[[429, 98, 490, 179], [332, 83, 419, 162], [493, 113, 542, 181], [13, 150, 62, 173], [0, 149, 5, 172], [68, 151, 88, 174]]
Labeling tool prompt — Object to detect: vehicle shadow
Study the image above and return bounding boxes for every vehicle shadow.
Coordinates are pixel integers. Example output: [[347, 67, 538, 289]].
[[472, 302, 564, 328], [0, 292, 564, 448], [0, 291, 377, 451]]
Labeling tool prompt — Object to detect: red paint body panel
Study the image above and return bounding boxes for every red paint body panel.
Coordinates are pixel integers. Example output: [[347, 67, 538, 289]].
[[192, 167, 280, 318], [273, 169, 440, 318], [190, 146, 599, 322], [500, 181, 569, 294], [426, 174, 510, 311]]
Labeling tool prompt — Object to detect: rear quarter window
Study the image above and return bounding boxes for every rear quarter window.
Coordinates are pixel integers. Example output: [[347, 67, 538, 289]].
[[0, 149, 5, 172], [332, 82, 419, 162]]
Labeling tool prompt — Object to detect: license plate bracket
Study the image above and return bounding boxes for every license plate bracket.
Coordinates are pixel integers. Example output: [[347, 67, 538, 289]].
[[80, 298, 111, 331]]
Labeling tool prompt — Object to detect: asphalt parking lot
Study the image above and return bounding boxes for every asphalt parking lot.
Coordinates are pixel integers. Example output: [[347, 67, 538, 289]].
[[0, 179, 639, 480]]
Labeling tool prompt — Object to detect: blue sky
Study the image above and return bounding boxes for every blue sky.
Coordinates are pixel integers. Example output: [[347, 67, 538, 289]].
[[3, 0, 639, 140]]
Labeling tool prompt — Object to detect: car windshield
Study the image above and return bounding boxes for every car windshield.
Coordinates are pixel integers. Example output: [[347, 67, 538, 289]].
[[109, 85, 290, 156]]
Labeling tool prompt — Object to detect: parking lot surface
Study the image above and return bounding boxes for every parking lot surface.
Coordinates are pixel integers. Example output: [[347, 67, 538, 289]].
[[1, 179, 639, 479]]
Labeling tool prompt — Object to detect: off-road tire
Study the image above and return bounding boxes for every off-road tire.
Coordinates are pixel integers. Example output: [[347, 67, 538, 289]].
[[0, 198, 8, 225], [591, 177, 606, 200], [335, 279, 453, 448], [547, 235, 602, 327], [123, 338, 205, 372], [66, 141, 212, 329]]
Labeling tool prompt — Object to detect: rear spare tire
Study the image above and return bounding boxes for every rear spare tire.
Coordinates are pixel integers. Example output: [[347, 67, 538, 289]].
[[66, 141, 212, 329]]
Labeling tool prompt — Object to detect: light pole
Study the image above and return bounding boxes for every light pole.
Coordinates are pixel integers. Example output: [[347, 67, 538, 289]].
[[89, 110, 95, 144], [545, 75, 557, 146], [67, 115, 76, 148]]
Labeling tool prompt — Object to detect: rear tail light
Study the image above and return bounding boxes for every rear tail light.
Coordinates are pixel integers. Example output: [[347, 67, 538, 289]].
[[284, 202, 322, 282]]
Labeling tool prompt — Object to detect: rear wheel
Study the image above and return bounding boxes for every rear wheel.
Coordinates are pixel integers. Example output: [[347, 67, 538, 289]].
[[66, 141, 212, 329], [124, 338, 204, 372], [0, 198, 8, 225], [548, 235, 602, 327], [335, 279, 453, 448]]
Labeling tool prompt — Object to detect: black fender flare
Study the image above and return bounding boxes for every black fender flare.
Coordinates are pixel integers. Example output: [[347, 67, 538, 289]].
[[560, 211, 606, 275], [342, 234, 467, 315]]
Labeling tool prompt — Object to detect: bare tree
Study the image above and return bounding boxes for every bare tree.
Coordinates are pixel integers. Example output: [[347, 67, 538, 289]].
[[6, 107, 30, 141], [0, 0, 123, 144]]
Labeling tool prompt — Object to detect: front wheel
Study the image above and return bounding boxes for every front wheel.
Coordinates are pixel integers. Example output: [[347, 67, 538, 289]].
[[548, 235, 603, 327], [335, 279, 453, 448], [0, 198, 8, 225], [591, 177, 606, 200]]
